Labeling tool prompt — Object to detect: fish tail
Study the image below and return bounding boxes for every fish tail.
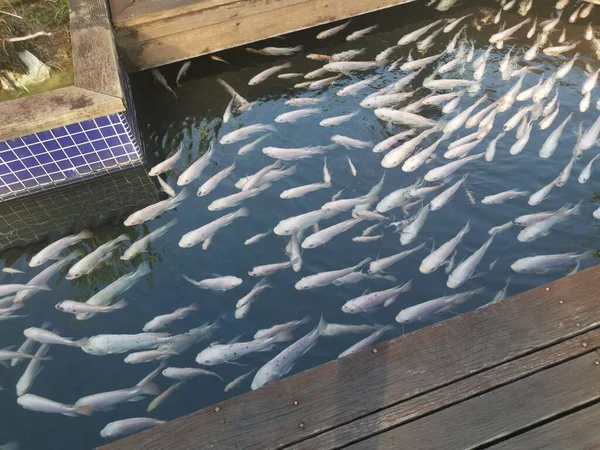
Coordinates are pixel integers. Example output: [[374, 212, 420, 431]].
[[110, 299, 128, 310], [73, 338, 88, 348], [115, 233, 130, 244], [316, 315, 328, 337], [577, 250, 598, 260], [78, 229, 94, 239], [354, 257, 373, 271], [139, 381, 161, 396], [170, 187, 189, 208], [134, 262, 151, 278], [236, 207, 250, 218]]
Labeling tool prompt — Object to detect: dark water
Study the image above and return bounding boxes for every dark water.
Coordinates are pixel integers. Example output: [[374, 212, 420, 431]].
[[2, 0, 600, 448]]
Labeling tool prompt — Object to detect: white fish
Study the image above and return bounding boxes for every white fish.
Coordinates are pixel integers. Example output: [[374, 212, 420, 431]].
[[323, 61, 381, 74], [430, 174, 468, 211], [143, 303, 199, 332], [443, 14, 473, 33], [302, 218, 364, 249], [147, 380, 185, 412], [376, 45, 399, 62], [539, 113, 572, 158], [252, 318, 327, 390], [249, 45, 303, 56], [236, 278, 272, 310], [100, 418, 165, 439], [122, 219, 177, 261], [382, 128, 440, 168], [249, 62, 291, 85], [578, 154, 600, 183], [542, 12, 563, 33], [527, 17, 537, 38], [580, 2, 594, 18], [582, 69, 600, 96], [249, 261, 292, 276], [369, 243, 426, 274], [436, 0, 460, 11], [275, 108, 321, 123], [497, 73, 527, 112], [580, 115, 600, 151], [374, 108, 436, 128], [489, 221, 514, 235], [124, 188, 187, 226], [513, 210, 556, 226], [489, 17, 531, 43], [182, 274, 242, 292], [309, 74, 343, 89], [29, 230, 92, 267], [517, 77, 544, 102], [446, 25, 466, 52], [149, 144, 183, 176], [518, 203, 580, 242], [16, 343, 51, 396], [274, 209, 339, 236], [79, 333, 174, 356], [157, 175, 175, 197], [331, 49, 366, 61], [400, 52, 444, 71], [556, 52, 579, 79], [23, 328, 83, 348], [396, 288, 484, 323], [346, 25, 379, 41], [360, 91, 415, 108], [263, 145, 332, 161], [317, 20, 351, 39], [511, 250, 596, 273], [528, 176, 558, 205], [374, 130, 418, 154], [336, 75, 379, 96], [220, 124, 276, 145], [543, 91, 559, 117], [162, 367, 224, 381], [417, 26, 445, 53], [447, 236, 494, 289], [482, 189, 529, 204], [55, 299, 128, 315], [208, 183, 270, 211], [177, 143, 215, 186], [585, 22, 594, 40], [342, 281, 413, 313], [330, 135, 371, 149], [485, 132, 504, 162], [509, 120, 533, 155], [224, 369, 257, 392], [175, 61, 191, 86], [320, 110, 359, 127], [556, 154, 578, 187], [466, 102, 497, 129], [197, 162, 236, 196], [17, 394, 91, 417], [503, 0, 516, 10], [179, 208, 249, 248], [398, 20, 443, 46], [196, 332, 290, 365], [539, 103, 560, 130], [491, 276, 512, 303], [443, 96, 462, 114], [244, 231, 271, 246], [255, 316, 311, 339], [295, 258, 371, 290], [124, 349, 177, 364], [346, 155, 357, 176], [222, 97, 234, 124], [425, 152, 484, 181], [321, 194, 376, 212], [281, 182, 331, 199], [152, 69, 177, 98], [1, 267, 23, 274], [339, 325, 395, 358], [243, 160, 284, 192], [402, 137, 444, 173], [443, 138, 481, 159], [376, 179, 423, 213], [216, 78, 251, 110], [570, 4, 583, 22], [322, 324, 380, 337], [443, 95, 488, 135], [400, 204, 430, 245], [285, 97, 324, 106], [66, 234, 126, 279], [420, 221, 470, 274], [532, 75, 556, 104]]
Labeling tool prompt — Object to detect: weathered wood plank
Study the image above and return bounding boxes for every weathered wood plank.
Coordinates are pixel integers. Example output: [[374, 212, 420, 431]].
[[290, 328, 600, 449], [490, 400, 600, 450], [0, 87, 124, 142], [70, 0, 124, 99], [116, 0, 415, 71], [112, 0, 242, 25], [347, 352, 600, 450], [108, 0, 136, 18], [99, 266, 600, 450]]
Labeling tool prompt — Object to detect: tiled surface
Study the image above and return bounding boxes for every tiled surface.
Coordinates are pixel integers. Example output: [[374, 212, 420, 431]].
[[0, 68, 145, 201]]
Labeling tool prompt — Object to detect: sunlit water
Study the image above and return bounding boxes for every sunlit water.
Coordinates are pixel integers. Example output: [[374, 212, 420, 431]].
[[2, 0, 600, 447]]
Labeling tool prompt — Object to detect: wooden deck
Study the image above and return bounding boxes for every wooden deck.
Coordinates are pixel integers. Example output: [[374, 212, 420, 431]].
[[100, 265, 600, 449], [108, 0, 416, 71]]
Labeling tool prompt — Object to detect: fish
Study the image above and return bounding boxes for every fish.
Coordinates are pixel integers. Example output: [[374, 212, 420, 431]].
[[285, 97, 324, 106], [122, 219, 177, 261], [396, 288, 485, 323], [222, 97, 235, 125], [274, 209, 339, 236], [275, 108, 321, 123], [339, 326, 395, 358], [309, 74, 343, 89], [436, 0, 459, 11], [249, 261, 292, 276], [570, 4, 583, 22], [331, 49, 367, 61], [217, 78, 251, 109], [149, 144, 183, 176], [511, 250, 596, 273], [398, 20, 443, 46], [382, 128, 440, 169], [16, 342, 50, 396], [425, 152, 484, 182], [539, 113, 572, 158], [0, 283, 49, 298], [156, 175, 175, 197], [376, 45, 399, 62], [208, 184, 270, 211], [528, 176, 558, 206], [234, 279, 272, 316], [182, 274, 242, 292], [151, 69, 177, 98], [489, 221, 514, 235], [336, 75, 380, 96], [176, 61, 191, 86], [249, 62, 291, 85], [252, 318, 327, 389], [482, 189, 529, 204], [177, 141, 215, 186], [220, 124, 276, 145], [542, 11, 563, 33], [281, 182, 331, 199], [317, 20, 351, 39], [544, 41, 579, 56], [244, 160, 284, 192], [196, 332, 291, 365], [179, 208, 249, 248], [321, 194, 376, 212], [369, 243, 426, 274], [447, 235, 494, 288], [255, 316, 311, 340], [17, 394, 92, 417], [542, 91, 559, 117], [556, 52, 579, 79], [143, 303, 199, 332], [342, 281, 413, 313], [295, 257, 371, 290], [198, 162, 236, 197], [489, 17, 531, 43], [430, 174, 468, 211], [148, 380, 185, 412], [278, 73, 304, 79], [23, 328, 83, 348], [585, 22, 594, 41], [29, 230, 92, 267], [330, 135, 371, 149], [400, 52, 444, 71], [162, 367, 224, 381], [263, 145, 333, 161], [345, 155, 357, 176], [346, 25, 379, 41], [484, 132, 504, 162], [556, 154, 578, 187], [55, 299, 128, 315], [400, 204, 430, 245], [360, 91, 416, 109], [509, 120, 533, 155], [65, 235, 124, 281], [539, 103, 560, 130], [580, 2, 594, 18], [374, 109, 436, 129], [513, 210, 556, 227], [420, 221, 470, 274], [527, 17, 537, 38], [224, 369, 257, 392], [444, 95, 488, 135], [248, 45, 303, 56], [124, 188, 188, 226], [497, 72, 527, 112], [1, 267, 23, 274], [79, 333, 174, 356], [518, 203, 580, 242], [417, 26, 445, 53], [580, 114, 600, 151], [100, 418, 165, 439], [444, 14, 473, 33], [323, 61, 381, 74], [402, 137, 444, 173], [442, 96, 462, 114], [444, 138, 481, 159], [302, 218, 364, 249], [578, 154, 600, 183], [320, 110, 359, 127]]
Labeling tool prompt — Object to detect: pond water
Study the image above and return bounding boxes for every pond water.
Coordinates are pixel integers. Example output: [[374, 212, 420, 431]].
[[2, 0, 600, 447]]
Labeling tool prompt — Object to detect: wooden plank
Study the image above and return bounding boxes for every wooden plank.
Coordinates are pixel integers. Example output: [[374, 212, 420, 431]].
[[490, 401, 600, 450], [0, 86, 124, 142], [347, 352, 600, 450], [99, 267, 600, 450], [291, 328, 600, 450], [70, 0, 124, 100], [116, 0, 414, 71], [108, 0, 136, 18]]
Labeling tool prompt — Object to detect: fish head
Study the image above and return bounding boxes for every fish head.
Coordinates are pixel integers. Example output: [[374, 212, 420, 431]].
[[418, 261, 435, 274], [123, 214, 142, 227], [195, 347, 221, 366], [65, 269, 81, 280], [395, 310, 414, 324], [294, 280, 309, 290], [28, 255, 44, 267], [341, 302, 357, 314]]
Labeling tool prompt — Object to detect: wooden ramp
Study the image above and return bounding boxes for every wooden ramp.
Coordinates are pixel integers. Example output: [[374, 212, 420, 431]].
[[100, 266, 600, 449], [108, 0, 415, 71]]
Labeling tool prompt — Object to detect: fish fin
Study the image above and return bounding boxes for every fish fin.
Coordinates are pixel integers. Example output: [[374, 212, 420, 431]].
[[139, 381, 160, 396], [110, 299, 128, 310], [75, 405, 94, 416], [0, 360, 10, 368], [1, 345, 16, 352], [228, 334, 245, 345], [225, 361, 250, 367]]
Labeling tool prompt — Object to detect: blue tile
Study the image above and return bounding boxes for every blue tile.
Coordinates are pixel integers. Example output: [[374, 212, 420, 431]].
[[49, 172, 64, 181], [119, 135, 130, 145], [106, 137, 120, 148], [71, 156, 85, 167], [63, 168, 78, 178], [73, 133, 88, 145], [0, 164, 8, 175], [36, 175, 51, 184], [81, 119, 96, 130], [23, 134, 39, 145], [14, 147, 31, 158], [7, 137, 24, 148], [103, 158, 117, 167], [22, 179, 38, 188], [95, 116, 111, 127], [111, 144, 126, 156], [66, 123, 83, 134], [43, 162, 59, 173], [51, 127, 68, 137], [30, 143, 46, 154], [37, 153, 52, 164], [8, 182, 24, 191], [15, 170, 32, 181], [63, 146, 80, 157], [92, 140, 108, 150], [100, 127, 116, 137], [77, 165, 92, 174], [50, 150, 67, 160], [43, 140, 60, 151], [58, 136, 75, 148], [57, 159, 73, 170], [114, 124, 125, 134], [116, 155, 130, 164], [109, 114, 121, 124], [0, 151, 17, 162], [8, 160, 25, 171], [2, 174, 17, 184], [123, 143, 135, 154], [90, 162, 103, 171], [84, 153, 100, 163], [86, 129, 101, 140], [30, 166, 45, 176], [37, 130, 53, 141], [0, 185, 9, 195], [22, 157, 38, 168], [0, 142, 8, 151], [79, 143, 94, 154], [98, 150, 111, 160]]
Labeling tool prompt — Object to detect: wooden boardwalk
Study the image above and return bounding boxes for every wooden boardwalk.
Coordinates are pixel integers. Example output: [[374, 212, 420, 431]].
[[100, 265, 600, 449], [108, 0, 415, 71]]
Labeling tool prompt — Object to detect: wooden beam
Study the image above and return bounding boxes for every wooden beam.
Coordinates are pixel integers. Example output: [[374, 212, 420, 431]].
[[99, 267, 600, 450], [490, 400, 600, 450], [291, 327, 600, 449], [114, 0, 416, 71], [0, 86, 124, 142], [347, 352, 600, 449]]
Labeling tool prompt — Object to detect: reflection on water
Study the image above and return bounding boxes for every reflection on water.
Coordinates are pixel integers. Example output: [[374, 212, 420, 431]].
[[2, 0, 600, 448]]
